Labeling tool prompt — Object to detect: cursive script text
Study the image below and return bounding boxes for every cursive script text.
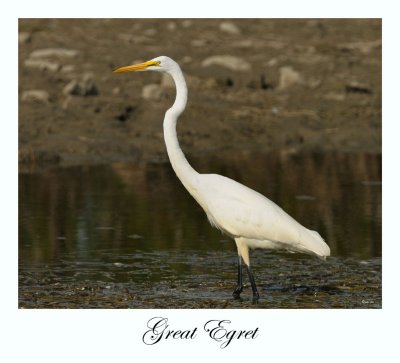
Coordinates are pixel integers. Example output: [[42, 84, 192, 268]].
[[142, 317, 198, 345], [204, 319, 259, 348]]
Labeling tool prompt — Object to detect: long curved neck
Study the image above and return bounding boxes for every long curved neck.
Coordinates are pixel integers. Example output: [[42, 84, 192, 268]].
[[163, 67, 199, 195]]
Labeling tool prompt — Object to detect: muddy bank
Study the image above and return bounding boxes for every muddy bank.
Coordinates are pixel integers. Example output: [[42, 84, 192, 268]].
[[19, 19, 381, 168], [19, 253, 381, 309]]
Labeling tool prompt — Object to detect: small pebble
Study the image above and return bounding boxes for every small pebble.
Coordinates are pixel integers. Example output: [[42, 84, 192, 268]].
[[142, 84, 166, 101], [167, 22, 176, 31], [202, 55, 251, 72], [63, 80, 81, 96], [60, 65, 75, 73], [22, 90, 50, 103], [19, 32, 32, 44], [219, 21, 241, 35], [191, 39, 207, 47], [143, 28, 156, 36], [324, 92, 346, 101], [29, 48, 79, 59], [24, 59, 60, 72], [267, 58, 278, 67], [112, 87, 121, 95], [63, 73, 99, 96], [345, 81, 372, 94], [278, 66, 301, 90]]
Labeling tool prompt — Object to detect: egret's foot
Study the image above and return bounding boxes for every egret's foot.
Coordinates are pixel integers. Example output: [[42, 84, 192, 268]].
[[252, 291, 260, 301], [233, 286, 243, 299], [245, 264, 260, 301]]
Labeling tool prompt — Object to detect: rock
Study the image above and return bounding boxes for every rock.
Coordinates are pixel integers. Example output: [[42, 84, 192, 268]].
[[267, 58, 278, 67], [63, 73, 99, 96], [278, 66, 301, 90], [117, 33, 133, 43], [191, 39, 207, 47], [338, 40, 381, 55], [63, 80, 81, 96], [345, 81, 372, 94], [143, 28, 157, 36], [19, 32, 32, 44], [112, 87, 121, 95], [204, 78, 218, 89], [61, 96, 72, 110], [307, 78, 322, 89], [60, 65, 75, 73], [29, 48, 79, 59], [24, 59, 60, 72], [81, 73, 99, 95], [167, 22, 176, 31], [201, 55, 251, 72], [219, 21, 241, 35], [271, 107, 280, 115], [181, 56, 192, 64], [141, 84, 166, 101], [265, 40, 286, 50], [182, 20, 192, 28], [232, 40, 254, 48], [22, 90, 50, 103], [324, 92, 346, 101]]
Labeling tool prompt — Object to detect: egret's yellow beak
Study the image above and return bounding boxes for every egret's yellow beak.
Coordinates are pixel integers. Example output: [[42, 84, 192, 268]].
[[112, 60, 159, 73]]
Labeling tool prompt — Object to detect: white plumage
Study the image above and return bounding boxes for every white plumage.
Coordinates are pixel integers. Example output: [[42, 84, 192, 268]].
[[113, 55, 330, 299], [195, 174, 330, 259]]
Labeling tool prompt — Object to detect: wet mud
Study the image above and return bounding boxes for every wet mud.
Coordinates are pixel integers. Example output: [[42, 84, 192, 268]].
[[19, 251, 381, 309], [19, 19, 381, 167]]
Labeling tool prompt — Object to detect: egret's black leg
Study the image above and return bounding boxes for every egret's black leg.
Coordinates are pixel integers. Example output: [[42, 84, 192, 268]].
[[233, 255, 243, 298], [245, 264, 260, 301]]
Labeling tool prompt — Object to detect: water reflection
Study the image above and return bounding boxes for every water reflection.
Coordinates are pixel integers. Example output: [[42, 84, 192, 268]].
[[19, 152, 381, 261], [19, 152, 381, 308]]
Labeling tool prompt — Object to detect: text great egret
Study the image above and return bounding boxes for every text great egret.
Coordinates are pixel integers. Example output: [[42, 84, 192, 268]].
[[113, 56, 330, 300]]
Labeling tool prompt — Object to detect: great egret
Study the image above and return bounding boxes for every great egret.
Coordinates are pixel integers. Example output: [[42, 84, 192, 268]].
[[113, 56, 330, 300]]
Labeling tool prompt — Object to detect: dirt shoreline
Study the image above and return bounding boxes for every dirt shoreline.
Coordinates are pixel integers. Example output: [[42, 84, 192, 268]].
[[19, 19, 381, 168]]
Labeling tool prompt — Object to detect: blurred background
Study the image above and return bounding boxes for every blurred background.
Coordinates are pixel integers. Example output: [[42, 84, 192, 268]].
[[18, 19, 381, 308], [19, 19, 381, 165]]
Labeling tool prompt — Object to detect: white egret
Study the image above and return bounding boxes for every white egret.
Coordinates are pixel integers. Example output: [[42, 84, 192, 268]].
[[113, 56, 330, 300]]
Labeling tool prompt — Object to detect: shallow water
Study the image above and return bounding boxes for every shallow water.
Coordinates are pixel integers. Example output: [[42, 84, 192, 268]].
[[19, 152, 382, 308]]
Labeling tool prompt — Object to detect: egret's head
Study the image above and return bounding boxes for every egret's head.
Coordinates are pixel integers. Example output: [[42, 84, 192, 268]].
[[112, 56, 176, 74]]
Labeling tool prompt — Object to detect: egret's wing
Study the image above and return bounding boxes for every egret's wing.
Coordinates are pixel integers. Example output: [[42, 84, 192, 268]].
[[199, 174, 302, 243], [197, 174, 330, 257]]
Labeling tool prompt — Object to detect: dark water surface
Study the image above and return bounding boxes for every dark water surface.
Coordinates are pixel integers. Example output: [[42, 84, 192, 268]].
[[19, 152, 381, 308]]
